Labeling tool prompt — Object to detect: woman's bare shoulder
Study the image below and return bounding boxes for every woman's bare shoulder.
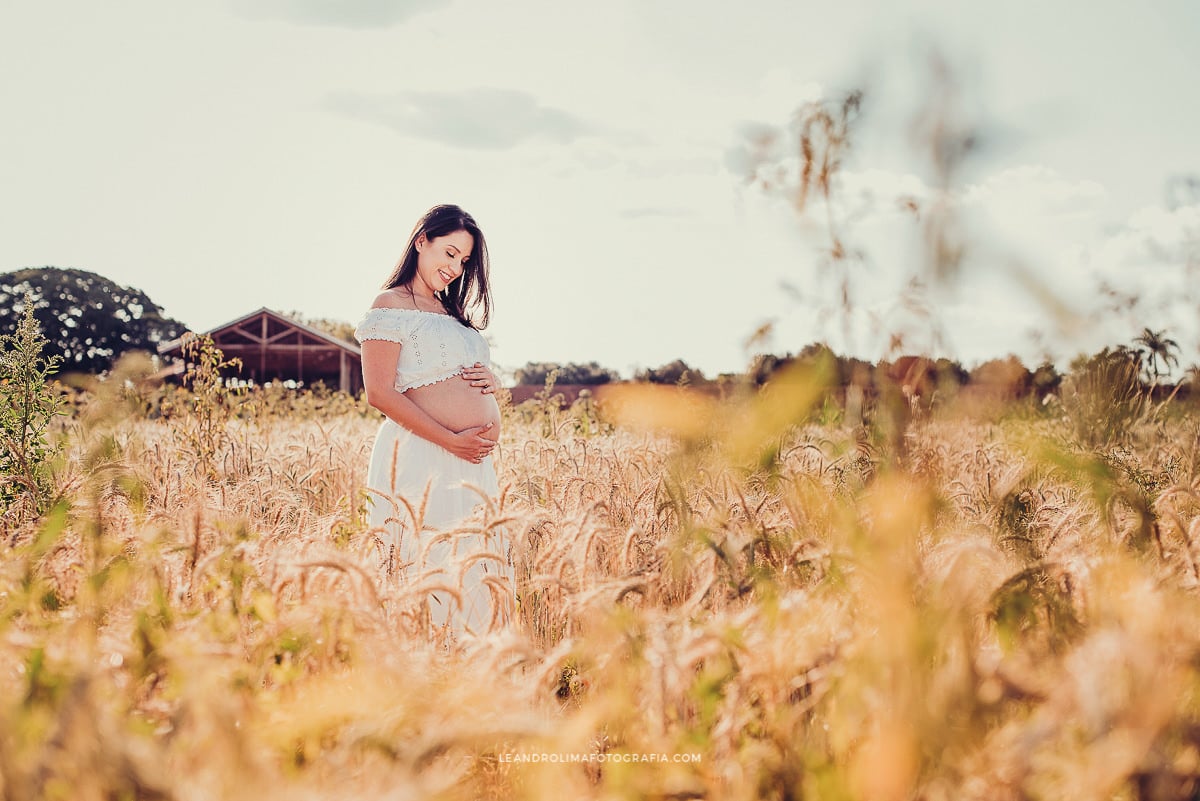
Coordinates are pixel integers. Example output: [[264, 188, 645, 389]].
[[369, 287, 418, 310]]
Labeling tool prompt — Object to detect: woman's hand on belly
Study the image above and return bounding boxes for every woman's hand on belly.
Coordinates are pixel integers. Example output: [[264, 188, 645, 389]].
[[446, 422, 497, 464], [460, 362, 498, 394]]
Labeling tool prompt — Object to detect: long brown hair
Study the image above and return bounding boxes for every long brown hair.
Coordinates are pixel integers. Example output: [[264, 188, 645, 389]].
[[381, 204, 492, 329]]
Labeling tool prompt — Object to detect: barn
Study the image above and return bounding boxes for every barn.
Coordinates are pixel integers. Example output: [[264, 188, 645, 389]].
[[157, 307, 362, 393]]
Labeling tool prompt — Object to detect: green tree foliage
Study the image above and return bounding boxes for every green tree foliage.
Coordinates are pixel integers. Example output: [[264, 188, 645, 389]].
[[0, 267, 186, 374], [635, 359, 705, 385], [0, 294, 65, 529], [514, 361, 619, 386]]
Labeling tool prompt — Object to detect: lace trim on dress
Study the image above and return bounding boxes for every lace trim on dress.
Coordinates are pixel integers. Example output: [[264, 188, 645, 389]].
[[354, 309, 412, 343], [353, 327, 407, 344], [398, 368, 466, 393]]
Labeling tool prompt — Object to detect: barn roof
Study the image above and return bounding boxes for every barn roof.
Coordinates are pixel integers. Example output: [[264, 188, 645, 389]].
[[157, 307, 360, 357], [157, 307, 362, 392]]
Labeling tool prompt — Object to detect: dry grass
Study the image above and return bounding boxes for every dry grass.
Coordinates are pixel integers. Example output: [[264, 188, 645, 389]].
[[3, 383, 1200, 801]]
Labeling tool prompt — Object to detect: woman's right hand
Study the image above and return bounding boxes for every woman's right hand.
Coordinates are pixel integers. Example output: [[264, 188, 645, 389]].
[[446, 422, 496, 464]]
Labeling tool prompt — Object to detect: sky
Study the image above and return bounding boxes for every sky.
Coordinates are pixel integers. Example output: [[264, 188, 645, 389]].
[[2, 0, 1198, 379]]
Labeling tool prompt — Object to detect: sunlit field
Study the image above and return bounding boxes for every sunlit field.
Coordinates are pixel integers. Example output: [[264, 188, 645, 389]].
[[3, 347, 1200, 801]]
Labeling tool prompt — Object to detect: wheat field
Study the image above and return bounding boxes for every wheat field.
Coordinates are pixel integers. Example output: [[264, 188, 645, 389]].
[[3, 359, 1200, 801]]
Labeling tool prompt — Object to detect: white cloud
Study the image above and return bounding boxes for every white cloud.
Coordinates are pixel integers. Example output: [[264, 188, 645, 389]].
[[1065, 201, 1200, 361], [947, 177, 1200, 367], [737, 70, 825, 127], [1112, 204, 1200, 264], [733, 160, 1200, 370], [841, 168, 932, 204], [323, 88, 594, 149], [962, 165, 1107, 216], [953, 165, 1110, 294], [229, 0, 448, 28]]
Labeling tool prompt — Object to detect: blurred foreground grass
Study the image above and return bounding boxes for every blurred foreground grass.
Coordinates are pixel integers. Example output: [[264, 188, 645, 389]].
[[3, 361, 1200, 801]]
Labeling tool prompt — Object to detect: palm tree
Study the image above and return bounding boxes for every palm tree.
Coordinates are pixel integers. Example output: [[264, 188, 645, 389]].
[[1133, 327, 1181, 386]]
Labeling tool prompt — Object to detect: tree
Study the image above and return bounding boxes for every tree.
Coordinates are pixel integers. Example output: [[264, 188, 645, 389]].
[[1030, 361, 1063, 399], [1133, 327, 1180, 386], [0, 268, 186, 373], [747, 352, 795, 387], [513, 361, 619, 386], [635, 359, 705, 385], [968, 356, 1031, 400], [749, 344, 869, 388]]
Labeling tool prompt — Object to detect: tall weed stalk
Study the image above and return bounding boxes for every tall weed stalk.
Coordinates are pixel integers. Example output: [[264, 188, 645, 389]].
[[0, 293, 64, 535]]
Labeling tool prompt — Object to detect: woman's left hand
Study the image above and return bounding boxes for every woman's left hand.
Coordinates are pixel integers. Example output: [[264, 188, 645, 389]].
[[461, 362, 498, 394]]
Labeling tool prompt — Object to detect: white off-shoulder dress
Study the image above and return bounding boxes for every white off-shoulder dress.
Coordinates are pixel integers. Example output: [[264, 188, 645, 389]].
[[354, 307, 512, 636]]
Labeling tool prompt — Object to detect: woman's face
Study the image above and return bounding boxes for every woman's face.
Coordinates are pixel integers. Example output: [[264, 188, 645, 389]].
[[415, 229, 475, 294]]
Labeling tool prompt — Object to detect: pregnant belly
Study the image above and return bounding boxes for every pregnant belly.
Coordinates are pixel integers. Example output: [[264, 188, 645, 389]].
[[405, 374, 501, 441]]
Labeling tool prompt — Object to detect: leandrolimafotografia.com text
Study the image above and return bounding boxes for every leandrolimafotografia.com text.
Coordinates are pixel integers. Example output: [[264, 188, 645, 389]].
[[498, 752, 703, 764]]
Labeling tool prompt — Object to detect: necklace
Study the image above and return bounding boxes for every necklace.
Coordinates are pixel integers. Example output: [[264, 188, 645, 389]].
[[408, 286, 441, 313]]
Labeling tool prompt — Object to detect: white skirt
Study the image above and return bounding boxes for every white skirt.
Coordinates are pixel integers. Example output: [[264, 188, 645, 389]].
[[365, 418, 513, 637]]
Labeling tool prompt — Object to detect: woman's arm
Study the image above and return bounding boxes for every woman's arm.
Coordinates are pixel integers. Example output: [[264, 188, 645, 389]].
[[361, 340, 495, 464]]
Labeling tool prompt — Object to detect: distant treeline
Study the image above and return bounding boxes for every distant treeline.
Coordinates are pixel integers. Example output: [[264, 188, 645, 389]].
[[5, 268, 1191, 414], [509, 333, 1195, 410]]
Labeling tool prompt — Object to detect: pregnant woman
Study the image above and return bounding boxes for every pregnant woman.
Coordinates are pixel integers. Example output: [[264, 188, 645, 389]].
[[355, 204, 513, 637]]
